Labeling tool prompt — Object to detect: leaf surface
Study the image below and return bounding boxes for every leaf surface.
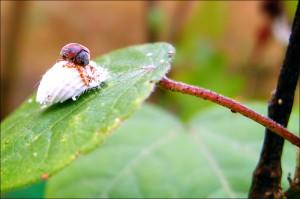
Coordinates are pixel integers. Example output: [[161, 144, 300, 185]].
[[0, 42, 174, 192], [45, 103, 298, 198]]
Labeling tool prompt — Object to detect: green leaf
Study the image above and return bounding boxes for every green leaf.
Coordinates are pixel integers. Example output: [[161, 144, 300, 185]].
[[0, 42, 175, 192], [46, 104, 185, 198], [1, 182, 46, 199], [188, 103, 298, 196], [45, 103, 297, 198]]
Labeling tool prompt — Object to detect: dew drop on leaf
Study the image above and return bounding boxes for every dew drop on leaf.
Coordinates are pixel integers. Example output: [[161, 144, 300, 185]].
[[146, 52, 153, 57], [160, 59, 165, 64]]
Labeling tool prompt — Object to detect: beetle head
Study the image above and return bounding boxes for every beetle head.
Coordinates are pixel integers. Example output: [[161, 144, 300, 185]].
[[60, 43, 90, 66]]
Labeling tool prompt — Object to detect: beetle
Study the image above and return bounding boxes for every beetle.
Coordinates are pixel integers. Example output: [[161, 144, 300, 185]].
[[60, 43, 91, 67], [36, 60, 109, 107]]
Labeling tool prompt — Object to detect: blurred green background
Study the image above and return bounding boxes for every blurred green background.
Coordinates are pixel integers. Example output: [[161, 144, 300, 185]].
[[1, 1, 298, 120]]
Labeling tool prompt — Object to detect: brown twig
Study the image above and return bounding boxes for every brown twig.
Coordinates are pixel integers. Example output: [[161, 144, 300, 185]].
[[159, 77, 299, 148], [249, 1, 300, 198]]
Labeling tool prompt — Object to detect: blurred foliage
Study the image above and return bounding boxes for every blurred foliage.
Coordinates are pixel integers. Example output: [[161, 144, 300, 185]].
[[147, 3, 167, 41], [155, 2, 244, 120], [179, 2, 227, 44], [2, 1, 298, 119], [284, 1, 298, 20]]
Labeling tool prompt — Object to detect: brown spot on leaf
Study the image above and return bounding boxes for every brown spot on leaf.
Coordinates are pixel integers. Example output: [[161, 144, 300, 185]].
[[40, 173, 49, 180]]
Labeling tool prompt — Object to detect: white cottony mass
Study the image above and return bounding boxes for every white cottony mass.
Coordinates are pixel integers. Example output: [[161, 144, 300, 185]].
[[36, 61, 109, 107]]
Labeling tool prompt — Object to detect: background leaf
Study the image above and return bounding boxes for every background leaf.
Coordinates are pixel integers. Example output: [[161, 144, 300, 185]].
[[188, 103, 298, 197], [46, 104, 185, 198], [0, 42, 174, 192], [1, 182, 45, 199], [45, 103, 298, 198]]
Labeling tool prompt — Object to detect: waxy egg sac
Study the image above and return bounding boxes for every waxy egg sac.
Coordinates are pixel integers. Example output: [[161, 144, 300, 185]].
[[36, 61, 109, 107]]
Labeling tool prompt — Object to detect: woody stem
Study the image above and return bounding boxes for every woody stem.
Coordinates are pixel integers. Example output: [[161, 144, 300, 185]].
[[159, 76, 300, 148]]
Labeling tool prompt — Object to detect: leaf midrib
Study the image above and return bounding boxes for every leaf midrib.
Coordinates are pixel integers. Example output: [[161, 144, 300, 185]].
[[99, 131, 178, 197], [191, 130, 236, 198]]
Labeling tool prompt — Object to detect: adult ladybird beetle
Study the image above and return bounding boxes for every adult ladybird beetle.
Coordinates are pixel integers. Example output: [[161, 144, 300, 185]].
[[60, 43, 91, 66], [36, 43, 110, 107]]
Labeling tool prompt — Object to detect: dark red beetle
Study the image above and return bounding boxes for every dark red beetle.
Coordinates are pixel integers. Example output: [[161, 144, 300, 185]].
[[60, 43, 91, 67]]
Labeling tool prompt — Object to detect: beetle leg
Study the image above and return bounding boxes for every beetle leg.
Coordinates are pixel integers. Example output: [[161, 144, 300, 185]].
[[75, 66, 89, 87], [64, 62, 76, 68], [89, 65, 96, 72], [56, 58, 64, 63], [85, 64, 98, 82]]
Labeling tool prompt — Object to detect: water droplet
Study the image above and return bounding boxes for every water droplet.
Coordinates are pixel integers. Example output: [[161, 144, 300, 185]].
[[168, 50, 175, 56], [278, 98, 283, 105], [146, 52, 153, 57], [114, 118, 121, 124]]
